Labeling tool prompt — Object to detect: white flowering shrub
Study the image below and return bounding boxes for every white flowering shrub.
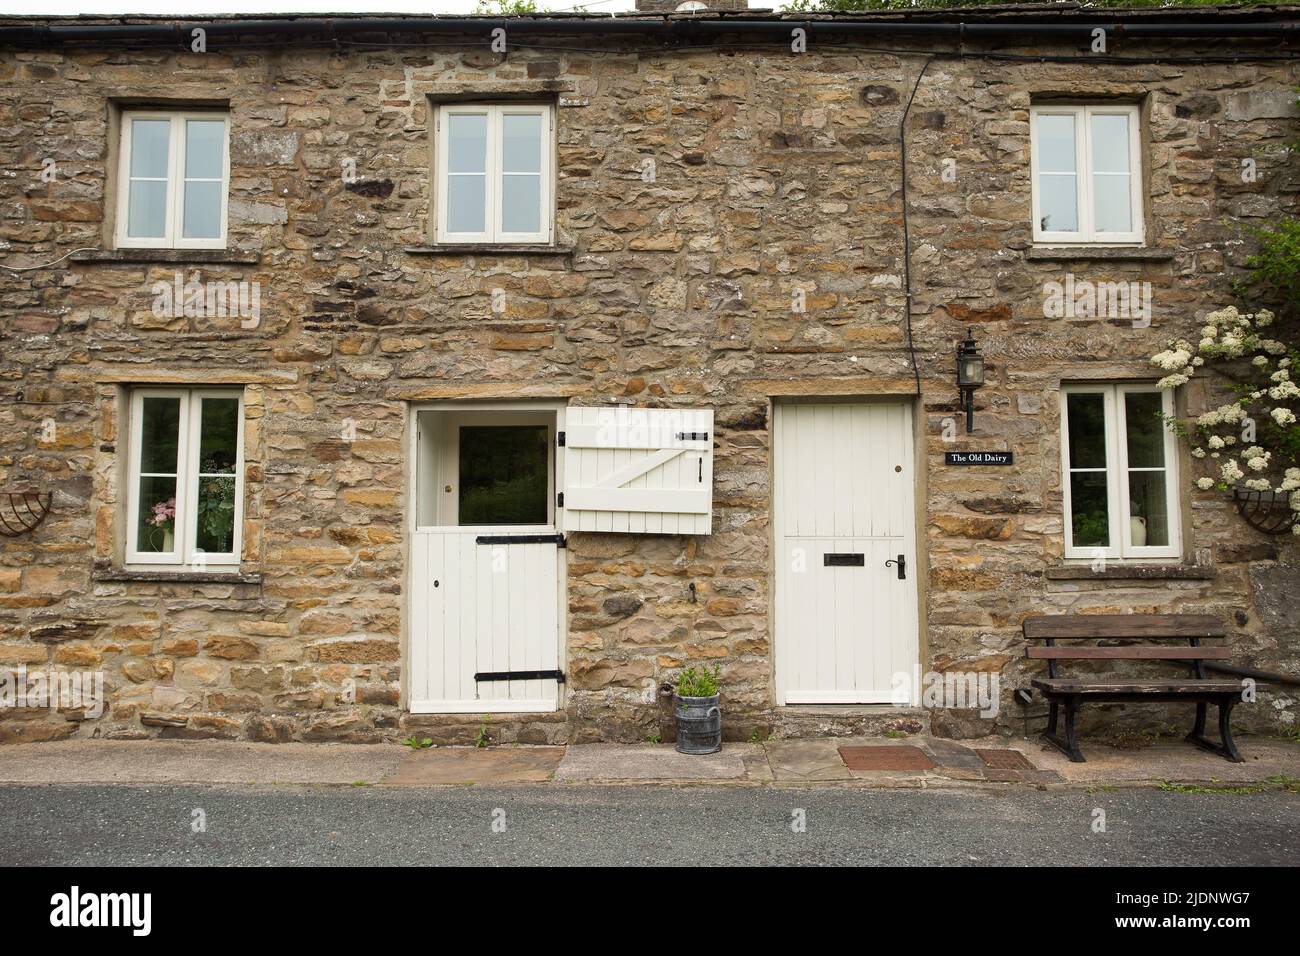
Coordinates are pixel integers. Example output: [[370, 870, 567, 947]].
[[1151, 306, 1300, 534]]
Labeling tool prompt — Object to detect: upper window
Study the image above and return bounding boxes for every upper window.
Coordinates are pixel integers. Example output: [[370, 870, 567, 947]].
[[115, 111, 230, 249], [126, 388, 244, 568], [1060, 384, 1180, 561], [1030, 104, 1143, 245], [435, 103, 553, 245]]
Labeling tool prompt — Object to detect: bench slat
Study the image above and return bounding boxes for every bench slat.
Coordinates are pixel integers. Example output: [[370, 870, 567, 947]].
[[1023, 614, 1226, 640], [1032, 678, 1242, 694], [1026, 646, 1231, 660]]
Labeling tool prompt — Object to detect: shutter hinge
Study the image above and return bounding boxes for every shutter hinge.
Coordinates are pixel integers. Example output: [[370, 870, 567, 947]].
[[557, 491, 564, 508], [557, 430, 565, 447]]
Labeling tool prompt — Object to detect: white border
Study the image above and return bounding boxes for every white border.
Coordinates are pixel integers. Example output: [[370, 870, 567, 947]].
[[434, 103, 553, 245], [115, 111, 230, 250], [125, 388, 244, 568], [1031, 104, 1144, 246], [1060, 384, 1180, 561]]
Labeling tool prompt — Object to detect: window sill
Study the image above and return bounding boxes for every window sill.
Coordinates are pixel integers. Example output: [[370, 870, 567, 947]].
[[71, 249, 260, 265], [1026, 247, 1175, 262], [1046, 565, 1215, 581], [405, 244, 574, 258], [93, 568, 262, 585]]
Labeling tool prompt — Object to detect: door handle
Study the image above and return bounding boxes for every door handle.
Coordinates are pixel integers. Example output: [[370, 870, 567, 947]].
[[885, 555, 906, 580]]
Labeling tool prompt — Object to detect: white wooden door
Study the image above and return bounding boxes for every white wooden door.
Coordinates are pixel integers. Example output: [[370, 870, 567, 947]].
[[408, 408, 564, 714], [410, 531, 561, 713], [773, 402, 919, 705]]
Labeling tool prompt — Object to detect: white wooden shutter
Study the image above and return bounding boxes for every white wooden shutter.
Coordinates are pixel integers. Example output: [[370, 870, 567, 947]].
[[560, 406, 713, 535]]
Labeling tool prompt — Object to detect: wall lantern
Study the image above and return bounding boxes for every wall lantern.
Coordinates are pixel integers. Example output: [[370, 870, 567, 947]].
[[955, 327, 985, 434]]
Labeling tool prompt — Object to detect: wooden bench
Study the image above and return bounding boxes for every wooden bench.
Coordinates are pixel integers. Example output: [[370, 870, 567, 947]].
[[1023, 614, 1245, 764]]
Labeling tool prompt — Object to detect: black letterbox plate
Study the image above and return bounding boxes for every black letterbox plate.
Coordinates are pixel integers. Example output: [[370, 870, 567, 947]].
[[824, 553, 865, 567]]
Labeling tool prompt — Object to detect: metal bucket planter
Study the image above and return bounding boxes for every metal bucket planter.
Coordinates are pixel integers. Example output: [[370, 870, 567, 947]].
[[674, 694, 722, 754]]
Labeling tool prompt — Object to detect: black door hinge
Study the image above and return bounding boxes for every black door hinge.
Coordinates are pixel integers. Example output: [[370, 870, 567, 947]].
[[557, 491, 565, 508], [557, 431, 565, 447], [475, 669, 566, 685], [476, 533, 566, 548]]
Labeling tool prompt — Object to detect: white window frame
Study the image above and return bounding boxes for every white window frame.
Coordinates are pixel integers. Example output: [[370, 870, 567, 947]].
[[125, 388, 244, 569], [1030, 104, 1144, 246], [114, 111, 231, 250], [435, 103, 554, 245], [1060, 383, 1181, 561]]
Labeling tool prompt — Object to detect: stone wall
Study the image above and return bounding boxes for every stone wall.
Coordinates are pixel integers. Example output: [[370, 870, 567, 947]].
[[1, 27, 1297, 744]]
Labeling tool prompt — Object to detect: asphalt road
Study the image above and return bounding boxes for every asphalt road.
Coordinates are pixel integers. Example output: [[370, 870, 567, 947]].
[[1, 784, 1297, 866]]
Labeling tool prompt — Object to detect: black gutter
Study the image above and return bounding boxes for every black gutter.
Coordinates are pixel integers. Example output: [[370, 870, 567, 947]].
[[1, 17, 1296, 46]]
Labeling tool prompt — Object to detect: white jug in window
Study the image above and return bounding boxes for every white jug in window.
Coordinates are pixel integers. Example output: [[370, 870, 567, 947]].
[[1130, 515, 1147, 548]]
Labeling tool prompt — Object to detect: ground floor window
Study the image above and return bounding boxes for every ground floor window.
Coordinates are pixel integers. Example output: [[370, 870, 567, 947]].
[[125, 388, 244, 568], [1060, 383, 1181, 560]]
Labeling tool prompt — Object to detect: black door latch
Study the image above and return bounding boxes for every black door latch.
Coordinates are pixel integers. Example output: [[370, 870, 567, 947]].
[[885, 554, 906, 580]]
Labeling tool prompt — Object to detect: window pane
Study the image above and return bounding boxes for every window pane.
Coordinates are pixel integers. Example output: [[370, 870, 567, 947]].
[[446, 174, 486, 233], [1124, 392, 1165, 469], [1066, 393, 1107, 468], [1070, 471, 1110, 548], [1090, 113, 1131, 174], [501, 174, 541, 234], [1036, 114, 1077, 173], [1128, 470, 1169, 547], [196, 475, 237, 554], [184, 119, 225, 179], [1092, 174, 1132, 233], [199, 398, 239, 473], [138, 396, 181, 473], [182, 180, 223, 239], [502, 113, 542, 173], [1038, 174, 1078, 233], [447, 113, 488, 173], [458, 426, 548, 525], [135, 476, 178, 553], [129, 119, 170, 178], [127, 179, 168, 238]]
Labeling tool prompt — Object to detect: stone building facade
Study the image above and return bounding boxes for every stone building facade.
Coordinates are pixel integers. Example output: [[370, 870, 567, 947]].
[[0, 8, 1297, 746]]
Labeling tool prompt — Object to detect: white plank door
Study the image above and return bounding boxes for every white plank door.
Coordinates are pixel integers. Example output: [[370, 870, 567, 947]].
[[773, 402, 919, 704], [409, 528, 562, 713], [408, 406, 564, 714]]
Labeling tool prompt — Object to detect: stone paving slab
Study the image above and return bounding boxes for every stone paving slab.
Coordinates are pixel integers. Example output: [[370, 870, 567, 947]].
[[765, 739, 854, 782], [997, 734, 1300, 786], [383, 746, 565, 786], [553, 743, 753, 782], [0, 740, 405, 786]]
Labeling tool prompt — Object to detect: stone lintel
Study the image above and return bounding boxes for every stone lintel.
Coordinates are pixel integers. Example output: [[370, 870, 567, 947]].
[[423, 80, 578, 101], [66, 367, 299, 386], [391, 382, 586, 401], [741, 377, 918, 397]]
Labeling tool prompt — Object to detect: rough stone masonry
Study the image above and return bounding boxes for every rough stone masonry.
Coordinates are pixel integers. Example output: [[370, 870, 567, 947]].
[[0, 9, 1297, 745]]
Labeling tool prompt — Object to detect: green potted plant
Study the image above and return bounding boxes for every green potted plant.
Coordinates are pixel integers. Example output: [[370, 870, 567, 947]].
[[674, 664, 722, 755]]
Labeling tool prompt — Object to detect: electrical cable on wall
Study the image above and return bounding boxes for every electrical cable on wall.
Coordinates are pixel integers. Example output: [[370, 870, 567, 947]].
[[899, 55, 934, 398]]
